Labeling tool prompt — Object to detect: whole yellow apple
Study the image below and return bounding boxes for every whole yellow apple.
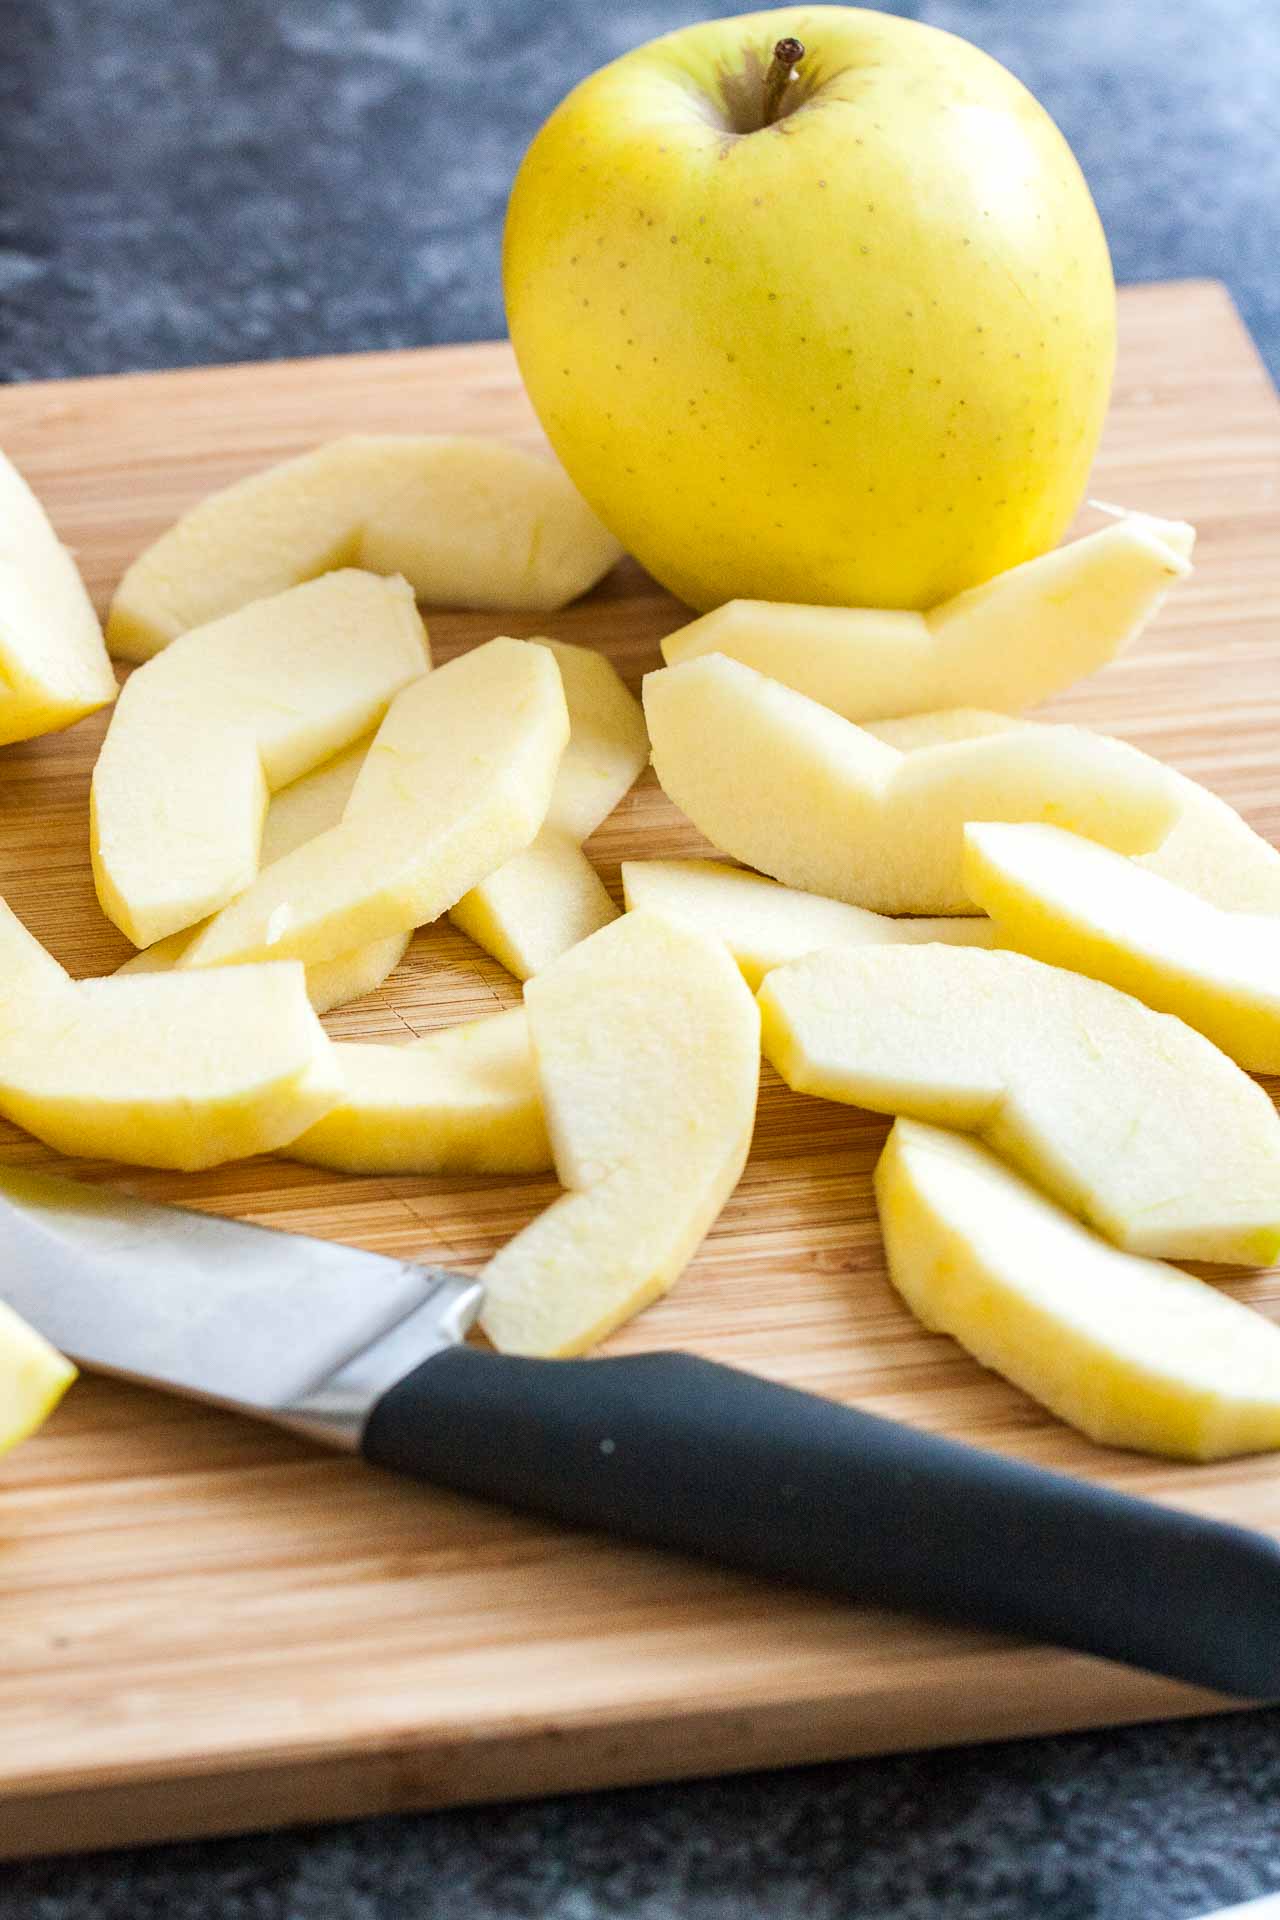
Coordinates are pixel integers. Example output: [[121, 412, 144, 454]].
[[503, 7, 1116, 611]]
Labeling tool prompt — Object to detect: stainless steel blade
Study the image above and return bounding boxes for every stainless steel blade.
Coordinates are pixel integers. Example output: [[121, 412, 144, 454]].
[[0, 1163, 483, 1443]]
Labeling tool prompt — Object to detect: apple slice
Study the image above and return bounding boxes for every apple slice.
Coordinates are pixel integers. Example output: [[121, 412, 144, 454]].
[[0, 448, 117, 744], [181, 637, 569, 970], [252, 737, 409, 1009], [106, 435, 623, 662], [874, 707, 1280, 915], [449, 641, 647, 979], [661, 513, 1194, 721], [259, 735, 370, 866], [0, 1285, 76, 1461], [877, 1119, 1280, 1461], [254, 735, 409, 1007], [449, 829, 616, 981], [759, 943, 1280, 1265], [357, 439, 623, 612], [1139, 781, 1280, 913], [644, 654, 1178, 913], [0, 969, 341, 1170], [91, 570, 427, 948], [865, 709, 1027, 752], [116, 925, 410, 1019], [479, 911, 759, 1356], [522, 641, 650, 844], [964, 822, 1280, 1071], [287, 1009, 552, 1175], [0, 897, 337, 1170], [117, 732, 409, 1014], [621, 859, 995, 989], [0, 897, 76, 1004]]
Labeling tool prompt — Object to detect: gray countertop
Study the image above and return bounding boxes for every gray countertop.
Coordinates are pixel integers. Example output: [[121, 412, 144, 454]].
[[2, 2, 1279, 1915]]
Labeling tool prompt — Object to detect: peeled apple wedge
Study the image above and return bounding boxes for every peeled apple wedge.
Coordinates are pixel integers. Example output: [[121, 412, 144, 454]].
[[116, 925, 409, 1020], [621, 859, 995, 990], [964, 822, 1280, 1071], [479, 911, 760, 1357], [106, 435, 623, 662], [759, 943, 1280, 1266], [644, 654, 1179, 913], [258, 736, 370, 867], [661, 512, 1194, 722], [449, 641, 648, 979], [879, 706, 1280, 914], [91, 570, 427, 948], [254, 736, 409, 1007], [1139, 781, 1280, 913], [0, 897, 74, 1003], [118, 735, 409, 1014], [287, 1009, 552, 1175], [524, 642, 649, 844], [448, 828, 617, 982], [0, 448, 117, 743], [0, 898, 337, 1170], [182, 637, 569, 970], [0, 1290, 76, 1461], [867, 709, 1028, 752], [356, 438, 623, 612], [877, 1120, 1280, 1461]]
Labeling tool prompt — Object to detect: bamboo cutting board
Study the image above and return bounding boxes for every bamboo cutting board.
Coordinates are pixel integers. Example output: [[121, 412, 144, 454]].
[[0, 280, 1278, 1860]]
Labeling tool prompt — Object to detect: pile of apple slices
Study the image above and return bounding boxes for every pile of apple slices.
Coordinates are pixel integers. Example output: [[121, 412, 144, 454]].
[[7, 429, 1280, 1471], [635, 521, 1280, 1459]]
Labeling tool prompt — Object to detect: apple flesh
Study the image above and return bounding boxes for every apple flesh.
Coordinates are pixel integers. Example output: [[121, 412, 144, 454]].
[[449, 640, 647, 979], [117, 734, 409, 1013], [1139, 779, 1280, 913], [449, 829, 616, 982], [505, 7, 1115, 613], [622, 858, 994, 990], [287, 1009, 552, 1176], [0, 1286, 76, 1462], [525, 640, 650, 843], [181, 638, 569, 969], [107, 436, 622, 663], [254, 737, 411, 1007], [91, 571, 428, 948], [0, 448, 117, 744], [357, 438, 622, 613], [964, 822, 1280, 1071], [877, 1120, 1280, 1461], [661, 512, 1193, 720], [759, 942, 1280, 1265], [866, 709, 1027, 752], [880, 706, 1280, 914], [258, 735, 369, 866], [116, 924, 409, 1019], [0, 897, 338, 1170], [644, 653, 1178, 913], [479, 911, 760, 1356]]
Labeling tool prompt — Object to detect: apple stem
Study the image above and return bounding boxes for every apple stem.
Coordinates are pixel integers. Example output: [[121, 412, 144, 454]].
[[762, 36, 805, 127]]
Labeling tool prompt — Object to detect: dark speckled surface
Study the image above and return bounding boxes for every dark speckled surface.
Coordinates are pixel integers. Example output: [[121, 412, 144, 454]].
[[2, 0, 1277, 381], [2, 3, 1279, 1915]]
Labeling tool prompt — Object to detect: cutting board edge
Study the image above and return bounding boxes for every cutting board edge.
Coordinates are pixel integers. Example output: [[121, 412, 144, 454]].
[[0, 1663, 1245, 1860]]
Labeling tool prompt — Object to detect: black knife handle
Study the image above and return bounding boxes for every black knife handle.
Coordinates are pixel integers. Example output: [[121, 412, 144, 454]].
[[362, 1344, 1280, 1697]]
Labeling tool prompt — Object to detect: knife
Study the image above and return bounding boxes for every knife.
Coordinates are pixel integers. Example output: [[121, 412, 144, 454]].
[[4, 1161, 1279, 1698]]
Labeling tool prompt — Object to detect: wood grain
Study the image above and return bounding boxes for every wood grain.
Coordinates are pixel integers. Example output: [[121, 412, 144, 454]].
[[0, 280, 1277, 1859]]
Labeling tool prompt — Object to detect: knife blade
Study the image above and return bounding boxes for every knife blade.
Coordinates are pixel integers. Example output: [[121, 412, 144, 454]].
[[4, 1161, 1280, 1699]]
